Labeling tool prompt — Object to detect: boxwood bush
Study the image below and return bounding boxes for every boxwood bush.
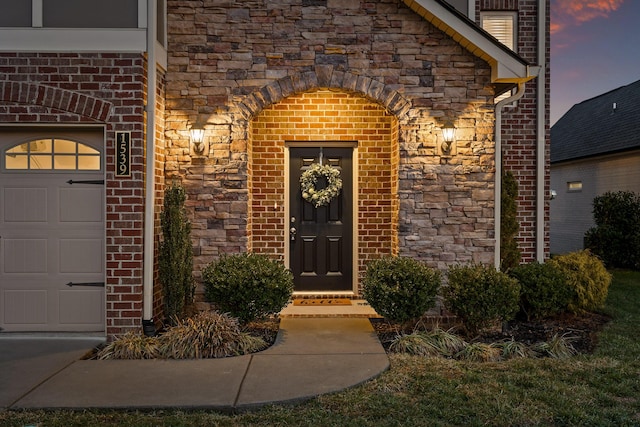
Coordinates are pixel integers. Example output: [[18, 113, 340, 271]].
[[509, 262, 573, 321], [443, 263, 520, 335], [363, 256, 441, 324], [548, 250, 612, 313], [202, 253, 293, 324]]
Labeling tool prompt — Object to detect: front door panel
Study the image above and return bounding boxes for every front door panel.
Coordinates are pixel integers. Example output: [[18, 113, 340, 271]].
[[289, 147, 353, 291]]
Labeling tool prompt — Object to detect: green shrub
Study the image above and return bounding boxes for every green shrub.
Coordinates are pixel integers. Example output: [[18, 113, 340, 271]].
[[501, 170, 521, 271], [584, 191, 640, 270], [202, 253, 294, 324], [443, 263, 520, 335], [548, 250, 612, 313], [159, 182, 195, 324], [362, 256, 441, 324], [509, 262, 573, 321]]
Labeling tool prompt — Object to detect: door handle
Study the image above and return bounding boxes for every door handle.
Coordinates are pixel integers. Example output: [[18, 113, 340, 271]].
[[290, 227, 297, 241]]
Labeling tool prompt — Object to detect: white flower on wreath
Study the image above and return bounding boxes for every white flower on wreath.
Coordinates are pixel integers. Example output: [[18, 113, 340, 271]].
[[300, 163, 343, 208]]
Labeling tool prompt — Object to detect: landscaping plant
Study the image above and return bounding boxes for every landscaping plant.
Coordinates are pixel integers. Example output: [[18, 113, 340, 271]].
[[158, 311, 267, 359], [501, 170, 521, 271], [202, 252, 293, 324], [548, 250, 612, 313], [454, 342, 501, 362], [97, 311, 267, 360], [97, 332, 159, 360], [509, 261, 573, 320], [158, 181, 195, 324], [584, 190, 640, 270], [443, 263, 520, 335], [362, 256, 441, 324]]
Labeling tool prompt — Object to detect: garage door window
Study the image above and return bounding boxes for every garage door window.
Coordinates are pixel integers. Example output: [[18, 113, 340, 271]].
[[4, 139, 101, 171]]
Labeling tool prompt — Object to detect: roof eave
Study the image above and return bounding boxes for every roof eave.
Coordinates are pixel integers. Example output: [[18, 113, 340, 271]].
[[403, 0, 538, 84]]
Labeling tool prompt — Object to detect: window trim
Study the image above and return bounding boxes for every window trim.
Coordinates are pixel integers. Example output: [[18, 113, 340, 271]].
[[481, 11, 518, 104], [3, 138, 103, 172]]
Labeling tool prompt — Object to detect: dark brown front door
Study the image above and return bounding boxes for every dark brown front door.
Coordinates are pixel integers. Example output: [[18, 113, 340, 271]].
[[289, 146, 353, 291]]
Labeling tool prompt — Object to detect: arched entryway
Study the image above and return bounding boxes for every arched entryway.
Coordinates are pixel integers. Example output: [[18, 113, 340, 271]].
[[249, 89, 399, 294]]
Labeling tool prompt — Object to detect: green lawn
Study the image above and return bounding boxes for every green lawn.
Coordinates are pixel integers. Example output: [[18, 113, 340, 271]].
[[3, 271, 640, 426]]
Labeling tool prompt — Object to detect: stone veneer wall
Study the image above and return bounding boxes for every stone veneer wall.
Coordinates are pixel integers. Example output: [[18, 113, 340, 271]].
[[165, 0, 500, 290]]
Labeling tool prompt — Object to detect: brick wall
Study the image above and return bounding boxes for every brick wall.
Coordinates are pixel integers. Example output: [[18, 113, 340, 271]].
[[251, 90, 396, 290], [0, 52, 154, 338], [165, 0, 499, 288], [480, 0, 551, 262]]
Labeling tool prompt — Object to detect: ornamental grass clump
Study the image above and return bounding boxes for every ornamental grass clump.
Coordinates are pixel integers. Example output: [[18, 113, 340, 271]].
[[97, 311, 268, 360], [363, 256, 441, 324], [454, 342, 501, 362], [496, 338, 535, 360], [158, 311, 268, 359], [423, 327, 467, 357], [533, 333, 577, 359], [548, 250, 612, 314], [389, 333, 440, 357], [389, 328, 466, 357], [202, 253, 294, 324], [97, 332, 159, 360], [443, 263, 520, 336]]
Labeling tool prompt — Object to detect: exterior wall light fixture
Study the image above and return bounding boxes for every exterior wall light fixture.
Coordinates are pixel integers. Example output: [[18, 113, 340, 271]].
[[189, 123, 208, 156], [441, 120, 456, 154]]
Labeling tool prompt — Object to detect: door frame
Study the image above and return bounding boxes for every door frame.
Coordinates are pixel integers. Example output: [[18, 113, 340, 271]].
[[284, 141, 359, 294]]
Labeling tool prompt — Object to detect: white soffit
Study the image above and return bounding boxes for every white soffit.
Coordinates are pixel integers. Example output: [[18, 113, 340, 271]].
[[403, 0, 538, 83], [0, 28, 147, 52]]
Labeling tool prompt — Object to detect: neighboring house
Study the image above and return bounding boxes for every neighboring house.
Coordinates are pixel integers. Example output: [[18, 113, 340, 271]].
[[550, 79, 640, 254], [0, 0, 549, 339]]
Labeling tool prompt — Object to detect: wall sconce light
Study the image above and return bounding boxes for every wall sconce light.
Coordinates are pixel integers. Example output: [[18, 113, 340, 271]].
[[441, 120, 456, 154], [189, 123, 208, 156]]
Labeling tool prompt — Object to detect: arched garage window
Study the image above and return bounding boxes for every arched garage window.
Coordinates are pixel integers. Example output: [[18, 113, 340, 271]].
[[4, 139, 101, 171]]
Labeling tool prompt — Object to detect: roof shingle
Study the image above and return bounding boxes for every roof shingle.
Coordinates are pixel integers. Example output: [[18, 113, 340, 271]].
[[551, 79, 640, 163]]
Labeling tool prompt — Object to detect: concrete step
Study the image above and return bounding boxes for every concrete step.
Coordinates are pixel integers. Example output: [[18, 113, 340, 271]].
[[279, 299, 383, 318]]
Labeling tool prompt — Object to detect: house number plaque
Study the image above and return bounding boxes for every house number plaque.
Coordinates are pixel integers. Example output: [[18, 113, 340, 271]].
[[115, 131, 131, 177]]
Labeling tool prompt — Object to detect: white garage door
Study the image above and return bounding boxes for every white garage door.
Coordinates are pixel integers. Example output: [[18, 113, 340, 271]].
[[1, 129, 105, 332]]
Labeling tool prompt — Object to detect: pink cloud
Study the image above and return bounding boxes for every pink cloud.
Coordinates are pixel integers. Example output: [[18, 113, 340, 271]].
[[552, 0, 625, 34]]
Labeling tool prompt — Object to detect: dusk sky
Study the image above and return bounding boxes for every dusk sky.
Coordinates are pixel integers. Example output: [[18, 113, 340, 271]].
[[551, 0, 640, 124]]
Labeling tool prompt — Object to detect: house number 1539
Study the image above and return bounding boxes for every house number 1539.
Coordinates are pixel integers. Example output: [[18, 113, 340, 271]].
[[115, 131, 131, 177]]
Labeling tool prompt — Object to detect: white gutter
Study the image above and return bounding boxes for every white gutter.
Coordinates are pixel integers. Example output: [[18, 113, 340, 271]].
[[494, 82, 527, 270], [536, 0, 547, 262], [143, 0, 156, 329]]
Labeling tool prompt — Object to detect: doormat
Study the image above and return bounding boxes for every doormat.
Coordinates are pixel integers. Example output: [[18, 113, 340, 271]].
[[293, 298, 352, 306]]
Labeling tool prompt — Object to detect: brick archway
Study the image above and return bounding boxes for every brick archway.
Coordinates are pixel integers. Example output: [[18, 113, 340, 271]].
[[0, 82, 112, 122]]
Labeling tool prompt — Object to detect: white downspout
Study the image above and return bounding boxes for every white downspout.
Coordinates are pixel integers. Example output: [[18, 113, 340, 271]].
[[143, 0, 157, 332], [494, 82, 527, 270], [536, 0, 547, 262]]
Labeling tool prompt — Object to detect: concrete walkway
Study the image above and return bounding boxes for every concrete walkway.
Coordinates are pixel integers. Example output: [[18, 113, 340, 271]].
[[1, 318, 388, 411]]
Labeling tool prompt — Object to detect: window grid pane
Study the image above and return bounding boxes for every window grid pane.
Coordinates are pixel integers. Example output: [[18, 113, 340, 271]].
[[3, 139, 101, 171]]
